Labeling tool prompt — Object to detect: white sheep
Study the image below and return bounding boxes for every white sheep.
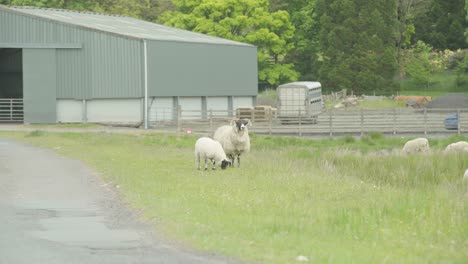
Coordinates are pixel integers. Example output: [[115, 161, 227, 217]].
[[443, 141, 468, 154], [213, 119, 251, 167], [402, 137, 430, 154], [464, 169, 468, 182], [194, 137, 230, 170]]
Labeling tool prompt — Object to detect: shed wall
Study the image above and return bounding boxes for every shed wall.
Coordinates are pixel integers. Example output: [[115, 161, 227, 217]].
[[0, 9, 143, 99], [147, 40, 257, 97]]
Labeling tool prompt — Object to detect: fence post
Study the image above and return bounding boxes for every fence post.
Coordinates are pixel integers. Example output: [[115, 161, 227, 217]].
[[360, 108, 364, 137], [329, 109, 333, 137], [298, 109, 302, 137], [423, 108, 427, 135], [251, 108, 255, 124], [268, 108, 272, 135], [393, 107, 397, 135], [177, 106, 182, 132], [457, 108, 461, 135], [209, 109, 213, 132]]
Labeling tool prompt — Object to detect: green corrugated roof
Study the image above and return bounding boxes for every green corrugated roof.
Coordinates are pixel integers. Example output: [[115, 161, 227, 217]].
[[1, 5, 253, 47]]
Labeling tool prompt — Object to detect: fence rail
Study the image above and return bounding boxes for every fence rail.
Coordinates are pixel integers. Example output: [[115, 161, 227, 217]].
[[150, 107, 468, 136], [0, 98, 23, 122]]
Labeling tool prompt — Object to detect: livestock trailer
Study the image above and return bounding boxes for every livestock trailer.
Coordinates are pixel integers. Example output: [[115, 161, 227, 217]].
[[277, 82, 323, 119]]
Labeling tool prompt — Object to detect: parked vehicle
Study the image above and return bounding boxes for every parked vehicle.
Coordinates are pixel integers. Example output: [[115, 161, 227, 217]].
[[444, 113, 458, 130]]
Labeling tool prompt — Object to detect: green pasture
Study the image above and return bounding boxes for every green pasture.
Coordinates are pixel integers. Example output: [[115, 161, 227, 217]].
[[399, 70, 467, 97], [1, 131, 467, 264]]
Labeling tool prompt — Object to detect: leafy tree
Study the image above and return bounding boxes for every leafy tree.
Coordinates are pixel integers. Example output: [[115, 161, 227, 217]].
[[413, 0, 467, 50], [465, 0, 468, 43], [270, 0, 321, 82], [316, 0, 399, 95], [159, 0, 298, 88], [403, 41, 432, 86], [139, 0, 174, 22], [456, 54, 468, 87], [396, 0, 428, 79]]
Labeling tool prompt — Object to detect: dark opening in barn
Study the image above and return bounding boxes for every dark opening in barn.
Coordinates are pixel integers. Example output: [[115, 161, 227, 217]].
[[0, 48, 23, 122]]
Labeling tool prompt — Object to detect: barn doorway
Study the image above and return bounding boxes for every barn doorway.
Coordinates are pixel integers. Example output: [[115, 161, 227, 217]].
[[0, 48, 23, 122]]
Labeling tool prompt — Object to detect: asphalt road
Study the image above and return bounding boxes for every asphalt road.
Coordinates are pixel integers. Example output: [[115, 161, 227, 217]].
[[0, 138, 237, 264]]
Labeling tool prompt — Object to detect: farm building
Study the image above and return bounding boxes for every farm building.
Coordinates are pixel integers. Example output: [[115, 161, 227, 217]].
[[0, 5, 257, 127]]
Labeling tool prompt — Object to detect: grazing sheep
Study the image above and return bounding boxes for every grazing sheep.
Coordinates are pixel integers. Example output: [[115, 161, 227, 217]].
[[443, 141, 468, 154], [213, 119, 251, 167], [195, 137, 230, 170], [464, 169, 468, 182], [402, 138, 430, 154]]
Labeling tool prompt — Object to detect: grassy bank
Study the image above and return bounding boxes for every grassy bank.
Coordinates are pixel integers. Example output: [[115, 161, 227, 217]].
[[1, 131, 467, 263]]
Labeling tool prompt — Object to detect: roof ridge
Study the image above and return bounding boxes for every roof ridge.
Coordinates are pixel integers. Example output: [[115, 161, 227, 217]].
[[9, 5, 126, 18]]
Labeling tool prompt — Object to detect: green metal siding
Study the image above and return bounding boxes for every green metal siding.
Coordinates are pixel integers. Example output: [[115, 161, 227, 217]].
[[147, 40, 257, 97], [23, 48, 56, 123], [0, 9, 143, 99]]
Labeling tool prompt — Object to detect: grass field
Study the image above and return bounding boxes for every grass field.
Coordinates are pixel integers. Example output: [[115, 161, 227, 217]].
[[1, 131, 467, 263]]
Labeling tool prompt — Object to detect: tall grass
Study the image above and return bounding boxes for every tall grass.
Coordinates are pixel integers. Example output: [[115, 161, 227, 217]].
[[1, 131, 467, 263]]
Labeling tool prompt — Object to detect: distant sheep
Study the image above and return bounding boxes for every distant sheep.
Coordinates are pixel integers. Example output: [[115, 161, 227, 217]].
[[443, 141, 468, 154], [194, 137, 230, 170], [213, 119, 251, 167], [402, 138, 430, 154]]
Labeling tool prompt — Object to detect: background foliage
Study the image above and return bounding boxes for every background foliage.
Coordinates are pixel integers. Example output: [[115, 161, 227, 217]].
[[1, 0, 466, 93]]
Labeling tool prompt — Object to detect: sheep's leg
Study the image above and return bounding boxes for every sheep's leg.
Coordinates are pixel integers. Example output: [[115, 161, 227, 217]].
[[211, 159, 216, 170], [196, 154, 200, 170], [237, 154, 241, 168], [204, 158, 208, 170], [229, 154, 235, 167]]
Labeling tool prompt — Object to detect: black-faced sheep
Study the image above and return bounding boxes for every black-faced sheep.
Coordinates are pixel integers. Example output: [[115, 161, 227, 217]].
[[195, 137, 230, 170], [213, 119, 251, 167], [402, 138, 430, 154]]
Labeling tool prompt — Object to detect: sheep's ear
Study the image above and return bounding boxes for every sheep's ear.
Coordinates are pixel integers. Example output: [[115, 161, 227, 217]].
[[230, 119, 237, 126]]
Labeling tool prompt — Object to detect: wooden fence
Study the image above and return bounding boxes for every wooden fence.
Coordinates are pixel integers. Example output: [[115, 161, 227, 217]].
[[149, 107, 468, 136]]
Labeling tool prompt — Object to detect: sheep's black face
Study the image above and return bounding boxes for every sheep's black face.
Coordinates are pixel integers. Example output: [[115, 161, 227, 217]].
[[220, 160, 230, 170], [235, 119, 250, 132]]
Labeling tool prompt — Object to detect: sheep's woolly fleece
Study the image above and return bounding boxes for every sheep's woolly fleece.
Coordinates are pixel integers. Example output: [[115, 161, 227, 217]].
[[213, 119, 251, 166], [194, 137, 229, 170], [402, 138, 430, 154], [444, 141, 468, 153]]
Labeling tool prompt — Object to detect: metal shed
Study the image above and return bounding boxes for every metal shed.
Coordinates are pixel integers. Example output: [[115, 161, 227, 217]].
[[0, 5, 258, 126]]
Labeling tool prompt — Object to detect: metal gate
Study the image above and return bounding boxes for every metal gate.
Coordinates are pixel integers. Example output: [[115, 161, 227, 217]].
[[0, 98, 23, 122]]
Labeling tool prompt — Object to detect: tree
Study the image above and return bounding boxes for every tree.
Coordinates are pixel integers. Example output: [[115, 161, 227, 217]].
[[413, 0, 467, 50], [465, 0, 468, 43], [270, 0, 321, 82], [316, 0, 399, 94], [159, 0, 298, 88]]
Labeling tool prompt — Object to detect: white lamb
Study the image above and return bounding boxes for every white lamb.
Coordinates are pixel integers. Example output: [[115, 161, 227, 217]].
[[213, 119, 251, 167], [402, 137, 430, 154], [443, 141, 468, 154], [194, 137, 230, 170]]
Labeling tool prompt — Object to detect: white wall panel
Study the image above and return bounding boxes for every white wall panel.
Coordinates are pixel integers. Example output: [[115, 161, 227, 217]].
[[149, 97, 174, 121], [179, 97, 202, 119], [233, 96, 253, 110], [86, 99, 142, 123], [207, 96, 228, 116], [57, 100, 82, 123]]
